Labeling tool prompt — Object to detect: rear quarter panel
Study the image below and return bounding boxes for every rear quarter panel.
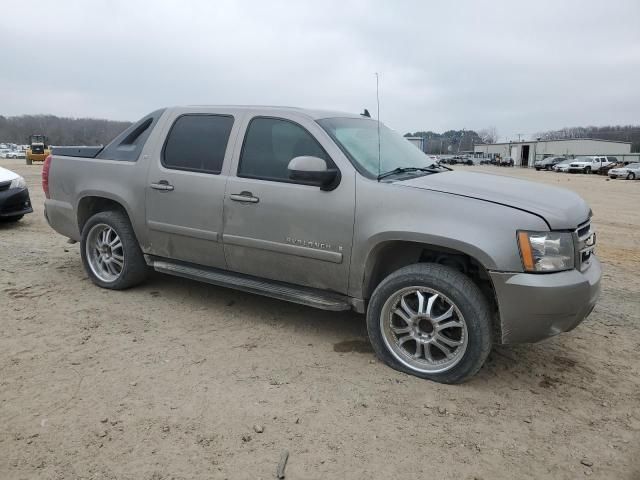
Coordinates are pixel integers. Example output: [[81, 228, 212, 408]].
[[45, 111, 169, 244], [46, 158, 147, 242]]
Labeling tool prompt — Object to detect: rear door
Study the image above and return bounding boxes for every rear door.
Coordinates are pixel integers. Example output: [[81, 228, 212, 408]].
[[222, 113, 356, 293], [145, 109, 241, 268]]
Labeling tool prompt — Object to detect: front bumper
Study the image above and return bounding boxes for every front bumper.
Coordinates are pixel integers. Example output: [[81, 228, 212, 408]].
[[0, 186, 33, 218], [489, 256, 601, 344]]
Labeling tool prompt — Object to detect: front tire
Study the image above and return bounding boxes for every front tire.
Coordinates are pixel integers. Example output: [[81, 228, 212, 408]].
[[584, 166, 591, 174], [627, 172, 636, 180], [80, 210, 148, 290], [367, 263, 492, 384]]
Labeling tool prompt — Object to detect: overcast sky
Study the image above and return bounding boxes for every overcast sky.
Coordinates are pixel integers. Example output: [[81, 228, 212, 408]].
[[2, 0, 639, 141]]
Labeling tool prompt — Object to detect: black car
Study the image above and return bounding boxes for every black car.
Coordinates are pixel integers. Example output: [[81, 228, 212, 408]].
[[534, 156, 566, 171], [0, 167, 33, 222]]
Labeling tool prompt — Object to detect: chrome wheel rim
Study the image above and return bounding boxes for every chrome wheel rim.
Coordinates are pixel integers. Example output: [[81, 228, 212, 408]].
[[86, 223, 124, 282], [380, 286, 468, 373]]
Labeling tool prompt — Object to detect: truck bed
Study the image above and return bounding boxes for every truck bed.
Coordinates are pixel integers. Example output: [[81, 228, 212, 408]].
[[51, 146, 103, 158]]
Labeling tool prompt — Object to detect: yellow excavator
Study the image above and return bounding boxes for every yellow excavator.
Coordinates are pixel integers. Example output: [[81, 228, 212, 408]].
[[26, 134, 51, 165]]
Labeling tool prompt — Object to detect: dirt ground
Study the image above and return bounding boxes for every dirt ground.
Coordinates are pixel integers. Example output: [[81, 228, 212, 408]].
[[1, 158, 639, 480]]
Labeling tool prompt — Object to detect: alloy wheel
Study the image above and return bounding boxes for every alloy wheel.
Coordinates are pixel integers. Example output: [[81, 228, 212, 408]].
[[380, 286, 468, 373], [86, 223, 125, 282]]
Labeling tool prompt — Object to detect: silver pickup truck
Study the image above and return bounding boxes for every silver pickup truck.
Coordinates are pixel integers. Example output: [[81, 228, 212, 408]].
[[43, 106, 601, 383]]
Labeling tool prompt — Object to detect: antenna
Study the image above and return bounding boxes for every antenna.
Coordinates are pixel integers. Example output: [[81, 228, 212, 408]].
[[375, 72, 381, 180]]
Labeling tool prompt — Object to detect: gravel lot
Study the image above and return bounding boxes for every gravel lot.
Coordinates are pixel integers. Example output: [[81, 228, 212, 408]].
[[1, 158, 639, 480]]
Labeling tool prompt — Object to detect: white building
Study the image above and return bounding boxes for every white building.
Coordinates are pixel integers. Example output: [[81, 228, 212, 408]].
[[474, 139, 634, 167]]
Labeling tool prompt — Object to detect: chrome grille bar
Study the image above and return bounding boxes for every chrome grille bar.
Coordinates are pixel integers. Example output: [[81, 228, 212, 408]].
[[575, 218, 595, 269]]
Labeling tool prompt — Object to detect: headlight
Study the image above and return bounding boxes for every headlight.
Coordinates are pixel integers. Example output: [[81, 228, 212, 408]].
[[9, 176, 26, 189], [517, 231, 575, 272]]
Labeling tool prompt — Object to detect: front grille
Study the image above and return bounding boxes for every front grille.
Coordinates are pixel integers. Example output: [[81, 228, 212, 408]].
[[576, 218, 596, 270]]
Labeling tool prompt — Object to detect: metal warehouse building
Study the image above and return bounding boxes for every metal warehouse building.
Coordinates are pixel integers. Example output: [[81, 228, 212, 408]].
[[474, 139, 634, 167]]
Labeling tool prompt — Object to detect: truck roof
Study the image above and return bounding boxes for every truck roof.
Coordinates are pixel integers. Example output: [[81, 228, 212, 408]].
[[181, 105, 363, 120]]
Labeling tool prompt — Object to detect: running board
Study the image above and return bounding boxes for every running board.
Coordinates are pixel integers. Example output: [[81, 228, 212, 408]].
[[152, 259, 353, 311]]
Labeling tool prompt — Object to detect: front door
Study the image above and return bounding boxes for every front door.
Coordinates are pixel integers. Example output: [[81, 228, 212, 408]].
[[222, 115, 355, 293], [145, 111, 238, 268]]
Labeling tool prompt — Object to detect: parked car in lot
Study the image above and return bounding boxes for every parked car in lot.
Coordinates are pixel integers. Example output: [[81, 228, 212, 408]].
[[568, 156, 613, 174], [608, 162, 640, 180], [43, 106, 601, 384], [598, 157, 626, 176], [534, 156, 566, 171], [0, 166, 33, 222], [553, 159, 573, 172], [6, 150, 26, 159]]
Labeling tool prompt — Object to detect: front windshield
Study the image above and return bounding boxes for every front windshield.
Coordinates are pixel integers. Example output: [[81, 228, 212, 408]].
[[317, 117, 436, 178], [574, 157, 592, 162]]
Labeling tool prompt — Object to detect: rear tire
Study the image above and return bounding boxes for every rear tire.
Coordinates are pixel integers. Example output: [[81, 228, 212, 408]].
[[628, 172, 636, 180], [80, 210, 148, 290], [366, 263, 492, 384]]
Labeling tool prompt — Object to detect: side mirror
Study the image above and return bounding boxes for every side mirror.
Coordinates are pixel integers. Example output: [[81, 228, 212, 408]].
[[288, 156, 339, 190]]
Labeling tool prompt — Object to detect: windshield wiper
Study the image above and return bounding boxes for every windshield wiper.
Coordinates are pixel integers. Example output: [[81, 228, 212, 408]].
[[430, 162, 452, 171], [377, 165, 445, 181]]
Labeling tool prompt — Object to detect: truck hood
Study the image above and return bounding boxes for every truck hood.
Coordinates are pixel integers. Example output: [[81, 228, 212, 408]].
[[400, 171, 590, 229]]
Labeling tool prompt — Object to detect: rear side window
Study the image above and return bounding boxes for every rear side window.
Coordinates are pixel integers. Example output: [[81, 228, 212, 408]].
[[238, 117, 329, 182], [163, 115, 234, 174], [98, 108, 166, 162]]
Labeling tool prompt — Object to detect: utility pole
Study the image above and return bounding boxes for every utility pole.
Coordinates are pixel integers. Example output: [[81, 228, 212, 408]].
[[457, 129, 465, 154], [517, 133, 523, 142]]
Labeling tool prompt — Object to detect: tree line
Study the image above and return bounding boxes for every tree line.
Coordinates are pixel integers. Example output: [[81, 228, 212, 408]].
[[536, 125, 640, 152], [0, 114, 132, 146], [403, 128, 496, 154], [2, 113, 638, 153]]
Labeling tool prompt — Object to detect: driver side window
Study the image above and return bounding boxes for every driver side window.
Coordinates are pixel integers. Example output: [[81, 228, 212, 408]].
[[238, 117, 329, 182]]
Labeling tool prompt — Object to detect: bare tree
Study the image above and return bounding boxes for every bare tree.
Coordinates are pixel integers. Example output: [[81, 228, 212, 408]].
[[477, 126, 499, 144]]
